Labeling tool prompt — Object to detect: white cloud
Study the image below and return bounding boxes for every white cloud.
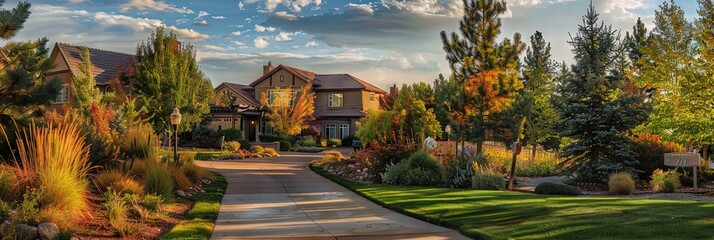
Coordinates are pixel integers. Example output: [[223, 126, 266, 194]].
[[120, 0, 194, 14], [255, 24, 277, 32], [275, 11, 298, 20], [232, 31, 242, 36], [197, 10, 210, 19], [193, 20, 208, 26], [254, 37, 270, 48], [305, 40, 318, 48], [202, 44, 227, 51], [380, 0, 463, 17], [239, 1, 245, 10], [212, 16, 226, 19], [245, 17, 252, 23], [346, 3, 374, 15], [292, 45, 301, 49], [258, 52, 309, 59], [599, 0, 645, 21], [66, 0, 87, 3], [242, 0, 324, 13], [274, 31, 293, 41], [233, 41, 247, 46], [167, 26, 211, 40]]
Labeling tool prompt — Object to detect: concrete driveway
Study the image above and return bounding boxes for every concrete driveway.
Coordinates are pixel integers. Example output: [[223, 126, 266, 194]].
[[195, 152, 469, 240]]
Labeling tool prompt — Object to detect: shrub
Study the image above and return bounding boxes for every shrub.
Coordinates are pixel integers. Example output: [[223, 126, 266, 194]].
[[237, 139, 251, 150], [367, 142, 415, 182], [383, 151, 441, 186], [113, 178, 144, 195], [608, 172, 636, 195], [181, 162, 215, 182], [120, 124, 155, 160], [192, 125, 219, 148], [534, 182, 582, 195], [219, 129, 242, 141], [341, 136, 354, 147], [0, 166, 19, 200], [94, 170, 123, 193], [441, 159, 473, 189], [127, 160, 146, 178], [384, 162, 410, 185], [103, 190, 138, 237], [327, 138, 341, 147], [321, 154, 340, 164], [279, 140, 291, 151], [472, 167, 505, 190], [224, 141, 241, 152], [323, 150, 344, 160], [301, 136, 317, 147], [250, 146, 264, 154], [141, 194, 164, 212], [651, 169, 681, 193], [179, 152, 197, 163], [320, 139, 328, 147], [5, 123, 91, 229], [171, 167, 193, 191], [631, 134, 683, 180], [264, 147, 279, 157], [143, 160, 173, 198], [259, 133, 287, 142]]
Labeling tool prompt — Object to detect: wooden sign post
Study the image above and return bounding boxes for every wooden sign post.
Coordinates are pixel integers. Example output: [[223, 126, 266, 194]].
[[664, 152, 701, 190], [507, 142, 523, 190]]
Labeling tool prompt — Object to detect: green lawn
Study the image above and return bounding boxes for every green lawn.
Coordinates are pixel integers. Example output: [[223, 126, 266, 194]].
[[311, 165, 714, 240], [161, 172, 227, 240]]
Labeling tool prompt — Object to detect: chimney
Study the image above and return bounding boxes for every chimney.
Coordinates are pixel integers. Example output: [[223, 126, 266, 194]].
[[262, 61, 273, 75], [389, 84, 398, 97]]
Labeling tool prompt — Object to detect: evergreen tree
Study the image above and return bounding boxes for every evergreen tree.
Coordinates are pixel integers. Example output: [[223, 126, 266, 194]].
[[433, 73, 457, 134], [134, 27, 214, 133], [558, 4, 648, 182], [441, 0, 525, 155], [71, 47, 102, 114], [521, 31, 559, 159], [0, 1, 59, 125]]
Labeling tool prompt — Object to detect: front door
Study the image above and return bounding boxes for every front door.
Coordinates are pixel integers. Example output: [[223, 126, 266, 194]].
[[246, 118, 257, 141]]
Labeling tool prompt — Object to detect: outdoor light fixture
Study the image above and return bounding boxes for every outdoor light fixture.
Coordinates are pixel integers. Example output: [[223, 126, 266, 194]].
[[445, 125, 451, 141], [170, 107, 182, 166]]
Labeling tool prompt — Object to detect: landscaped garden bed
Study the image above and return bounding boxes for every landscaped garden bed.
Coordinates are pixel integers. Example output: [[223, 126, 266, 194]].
[[311, 164, 714, 240]]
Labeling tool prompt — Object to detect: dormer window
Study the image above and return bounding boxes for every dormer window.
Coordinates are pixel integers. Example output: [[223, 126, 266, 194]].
[[328, 93, 343, 107]]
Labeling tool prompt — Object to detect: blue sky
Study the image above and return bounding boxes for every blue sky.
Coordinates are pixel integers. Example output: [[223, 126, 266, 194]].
[[8, 0, 701, 90]]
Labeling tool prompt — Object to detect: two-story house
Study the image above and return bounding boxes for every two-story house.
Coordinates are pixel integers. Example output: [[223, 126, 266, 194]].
[[44, 42, 136, 109], [209, 62, 386, 141]]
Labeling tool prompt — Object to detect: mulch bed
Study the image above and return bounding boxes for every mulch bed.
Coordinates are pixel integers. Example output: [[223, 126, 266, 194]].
[[73, 198, 193, 240]]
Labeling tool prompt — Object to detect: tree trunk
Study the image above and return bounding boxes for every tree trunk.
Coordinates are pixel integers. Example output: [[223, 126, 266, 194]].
[[476, 140, 483, 157]]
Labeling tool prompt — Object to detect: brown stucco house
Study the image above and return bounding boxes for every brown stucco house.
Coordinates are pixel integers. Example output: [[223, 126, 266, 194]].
[[209, 62, 387, 141], [44, 42, 136, 109]]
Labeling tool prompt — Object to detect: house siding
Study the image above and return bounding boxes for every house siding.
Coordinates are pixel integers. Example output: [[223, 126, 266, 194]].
[[253, 68, 306, 101]]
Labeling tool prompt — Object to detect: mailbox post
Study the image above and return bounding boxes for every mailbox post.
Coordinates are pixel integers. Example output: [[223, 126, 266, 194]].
[[507, 142, 522, 190], [664, 152, 701, 190]]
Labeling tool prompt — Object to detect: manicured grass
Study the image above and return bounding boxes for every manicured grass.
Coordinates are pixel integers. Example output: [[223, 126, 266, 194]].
[[161, 172, 227, 240], [311, 165, 714, 240]]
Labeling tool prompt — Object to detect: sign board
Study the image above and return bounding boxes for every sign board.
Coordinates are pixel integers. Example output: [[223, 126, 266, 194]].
[[664, 152, 700, 167]]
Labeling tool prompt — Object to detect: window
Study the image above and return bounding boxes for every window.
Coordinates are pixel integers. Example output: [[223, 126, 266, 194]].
[[280, 75, 285, 82], [328, 93, 343, 107], [369, 93, 376, 102], [325, 124, 337, 139], [56, 84, 69, 103], [267, 89, 297, 106], [339, 124, 349, 139]]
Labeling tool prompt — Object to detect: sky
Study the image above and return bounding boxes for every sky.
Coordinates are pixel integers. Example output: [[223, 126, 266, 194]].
[[7, 0, 702, 90]]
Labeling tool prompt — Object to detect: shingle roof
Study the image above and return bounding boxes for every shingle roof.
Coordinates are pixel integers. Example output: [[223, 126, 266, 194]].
[[313, 74, 387, 94], [56, 42, 135, 85], [218, 82, 259, 106]]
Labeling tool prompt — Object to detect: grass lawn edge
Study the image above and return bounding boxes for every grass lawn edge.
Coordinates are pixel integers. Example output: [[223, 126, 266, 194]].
[[161, 171, 227, 240], [309, 164, 480, 239]]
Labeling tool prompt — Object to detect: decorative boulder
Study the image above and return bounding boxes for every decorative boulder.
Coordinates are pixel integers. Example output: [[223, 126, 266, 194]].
[[175, 190, 187, 197], [38, 222, 59, 240], [16, 224, 38, 240]]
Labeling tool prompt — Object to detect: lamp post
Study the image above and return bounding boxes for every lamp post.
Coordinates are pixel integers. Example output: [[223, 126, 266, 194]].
[[170, 107, 182, 166], [445, 125, 451, 141]]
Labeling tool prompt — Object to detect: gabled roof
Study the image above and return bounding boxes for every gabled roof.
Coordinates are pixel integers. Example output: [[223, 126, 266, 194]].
[[248, 64, 316, 87], [216, 82, 259, 106], [54, 42, 135, 85], [313, 74, 387, 94]]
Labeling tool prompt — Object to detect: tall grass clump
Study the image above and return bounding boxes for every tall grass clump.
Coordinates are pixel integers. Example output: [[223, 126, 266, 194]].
[[181, 162, 215, 182], [143, 159, 174, 198], [651, 169, 680, 193], [120, 124, 155, 171], [609, 172, 635, 195], [2, 123, 92, 229], [0, 166, 19, 200]]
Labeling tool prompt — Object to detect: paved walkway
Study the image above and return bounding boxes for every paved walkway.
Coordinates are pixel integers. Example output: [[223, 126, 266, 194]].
[[195, 152, 469, 240]]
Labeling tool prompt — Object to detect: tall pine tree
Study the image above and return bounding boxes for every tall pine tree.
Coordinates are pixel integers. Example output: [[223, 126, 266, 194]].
[[440, 0, 524, 155], [558, 4, 648, 182], [522, 31, 559, 159]]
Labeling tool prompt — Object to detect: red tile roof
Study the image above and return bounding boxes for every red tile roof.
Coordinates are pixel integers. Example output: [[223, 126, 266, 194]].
[[56, 42, 135, 85]]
